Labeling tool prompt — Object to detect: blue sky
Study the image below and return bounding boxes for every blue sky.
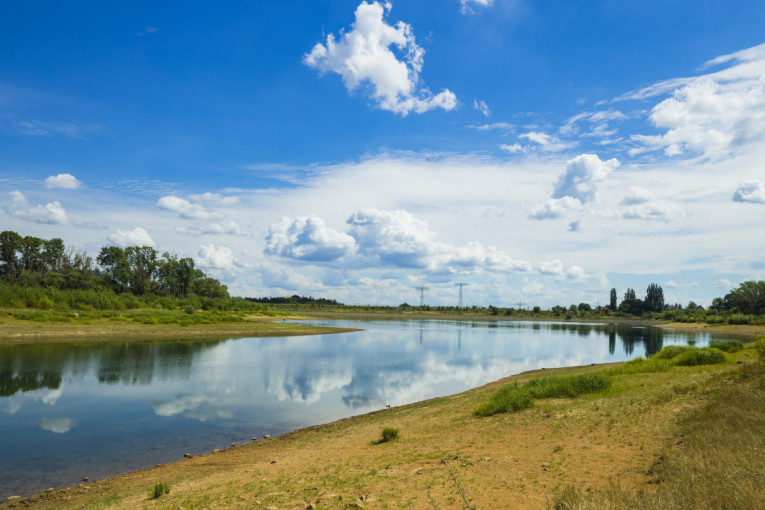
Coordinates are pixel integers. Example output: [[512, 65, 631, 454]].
[[2, 0, 764, 307]]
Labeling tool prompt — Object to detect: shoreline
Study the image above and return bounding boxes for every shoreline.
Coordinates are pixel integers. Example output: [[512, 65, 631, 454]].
[[5, 343, 759, 509]]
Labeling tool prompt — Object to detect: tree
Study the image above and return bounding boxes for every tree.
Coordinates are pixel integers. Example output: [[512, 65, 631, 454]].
[[578, 302, 592, 312], [725, 281, 765, 315], [644, 283, 664, 313], [0, 230, 22, 281], [609, 288, 617, 312], [623, 288, 636, 302], [125, 246, 158, 295], [97, 246, 131, 292]]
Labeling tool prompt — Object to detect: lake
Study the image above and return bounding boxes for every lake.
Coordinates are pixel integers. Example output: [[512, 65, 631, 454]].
[[0, 319, 722, 498]]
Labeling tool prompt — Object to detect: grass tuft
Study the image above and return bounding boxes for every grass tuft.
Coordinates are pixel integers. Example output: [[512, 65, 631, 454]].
[[709, 340, 744, 353], [474, 384, 533, 416], [373, 427, 400, 444], [672, 347, 726, 366], [148, 481, 170, 499]]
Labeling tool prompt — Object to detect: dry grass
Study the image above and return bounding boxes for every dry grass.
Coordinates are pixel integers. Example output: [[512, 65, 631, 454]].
[[552, 357, 765, 510]]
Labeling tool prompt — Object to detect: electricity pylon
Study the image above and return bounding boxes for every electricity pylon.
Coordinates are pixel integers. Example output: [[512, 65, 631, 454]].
[[415, 286, 429, 307], [454, 282, 468, 307]]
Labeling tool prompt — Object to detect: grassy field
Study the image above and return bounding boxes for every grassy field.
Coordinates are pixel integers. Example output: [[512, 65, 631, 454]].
[[5, 337, 763, 509], [0, 309, 358, 344]]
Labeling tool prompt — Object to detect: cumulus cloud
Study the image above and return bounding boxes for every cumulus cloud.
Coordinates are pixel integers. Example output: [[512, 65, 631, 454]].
[[157, 195, 225, 220], [621, 186, 655, 205], [303, 1, 456, 115], [529, 196, 581, 220], [44, 173, 81, 189], [628, 43, 765, 159], [499, 143, 524, 154], [5, 190, 68, 224], [473, 99, 490, 117], [189, 192, 239, 206], [733, 180, 765, 204], [622, 201, 685, 222], [197, 244, 240, 273], [539, 259, 564, 276], [107, 227, 155, 247], [552, 154, 620, 204], [264, 215, 356, 262], [347, 208, 531, 273]]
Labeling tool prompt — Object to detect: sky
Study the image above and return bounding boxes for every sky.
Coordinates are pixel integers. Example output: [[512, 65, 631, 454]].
[[1, 0, 764, 308]]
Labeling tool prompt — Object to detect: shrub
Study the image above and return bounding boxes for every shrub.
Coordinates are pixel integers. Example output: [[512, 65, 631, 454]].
[[474, 384, 533, 416], [148, 481, 170, 499], [728, 314, 752, 325], [605, 357, 673, 375], [709, 340, 744, 353], [673, 347, 726, 366]]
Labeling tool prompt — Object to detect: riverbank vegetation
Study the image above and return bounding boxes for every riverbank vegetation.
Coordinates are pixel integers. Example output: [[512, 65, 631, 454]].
[[11, 338, 763, 509]]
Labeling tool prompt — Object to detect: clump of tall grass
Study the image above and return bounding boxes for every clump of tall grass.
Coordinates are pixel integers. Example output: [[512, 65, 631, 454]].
[[524, 372, 611, 399], [754, 336, 765, 359], [475, 373, 610, 417], [672, 347, 726, 366], [373, 427, 400, 444], [148, 481, 170, 499], [474, 383, 533, 416], [604, 357, 673, 376], [708, 339, 744, 353], [652, 345, 694, 360]]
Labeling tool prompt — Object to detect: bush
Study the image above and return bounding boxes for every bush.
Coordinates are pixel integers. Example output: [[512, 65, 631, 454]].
[[673, 347, 727, 366], [148, 481, 170, 499], [604, 357, 673, 375], [728, 314, 752, 325], [709, 340, 744, 353], [474, 384, 533, 416]]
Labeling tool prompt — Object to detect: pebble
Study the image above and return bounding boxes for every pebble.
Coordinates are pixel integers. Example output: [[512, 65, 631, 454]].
[[183, 453, 193, 458], [263, 434, 271, 439]]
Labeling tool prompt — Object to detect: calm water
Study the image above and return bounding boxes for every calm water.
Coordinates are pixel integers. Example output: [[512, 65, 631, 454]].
[[0, 319, 721, 498]]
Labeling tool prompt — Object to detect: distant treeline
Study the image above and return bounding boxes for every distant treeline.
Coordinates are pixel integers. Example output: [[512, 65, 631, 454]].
[[0, 230, 264, 312], [246, 295, 342, 305]]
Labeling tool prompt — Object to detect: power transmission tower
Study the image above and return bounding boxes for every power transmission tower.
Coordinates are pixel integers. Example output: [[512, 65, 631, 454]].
[[415, 286, 429, 307], [454, 283, 468, 307]]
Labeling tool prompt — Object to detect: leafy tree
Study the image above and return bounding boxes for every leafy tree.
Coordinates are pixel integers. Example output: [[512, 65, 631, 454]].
[[0, 230, 22, 281], [644, 283, 665, 313], [609, 288, 617, 312], [97, 246, 131, 293], [623, 288, 636, 302], [578, 302, 592, 312], [725, 281, 765, 315], [125, 246, 158, 295], [533, 306, 541, 314]]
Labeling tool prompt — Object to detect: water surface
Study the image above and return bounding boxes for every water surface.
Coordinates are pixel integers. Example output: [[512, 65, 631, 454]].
[[0, 319, 721, 498]]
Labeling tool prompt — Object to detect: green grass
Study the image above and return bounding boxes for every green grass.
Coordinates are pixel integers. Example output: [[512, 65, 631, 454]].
[[475, 373, 610, 416], [708, 339, 744, 353], [604, 356, 673, 375], [148, 481, 170, 499], [652, 345, 694, 360], [672, 347, 727, 366]]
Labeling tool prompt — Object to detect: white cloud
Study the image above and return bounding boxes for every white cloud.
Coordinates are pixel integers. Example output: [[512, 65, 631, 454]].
[[473, 99, 490, 117], [107, 227, 155, 247], [16, 120, 102, 139], [518, 131, 571, 152], [621, 186, 655, 205], [552, 154, 620, 203], [628, 43, 765, 159], [733, 180, 765, 204], [539, 259, 564, 276], [189, 192, 239, 206], [347, 208, 531, 273], [176, 221, 244, 236], [157, 195, 225, 220], [460, 0, 494, 14], [472, 122, 514, 132], [264, 215, 356, 262], [303, 1, 456, 115], [44, 173, 81, 189], [622, 201, 685, 223], [529, 196, 581, 220], [6, 190, 68, 224], [197, 244, 240, 273], [560, 110, 626, 138], [712, 279, 733, 290], [499, 143, 524, 153]]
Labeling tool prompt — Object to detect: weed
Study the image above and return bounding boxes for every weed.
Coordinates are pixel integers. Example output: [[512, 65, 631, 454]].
[[148, 481, 170, 499], [474, 383, 533, 416]]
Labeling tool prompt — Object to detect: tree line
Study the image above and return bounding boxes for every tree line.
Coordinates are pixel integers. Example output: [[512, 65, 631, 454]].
[[0, 230, 228, 299]]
